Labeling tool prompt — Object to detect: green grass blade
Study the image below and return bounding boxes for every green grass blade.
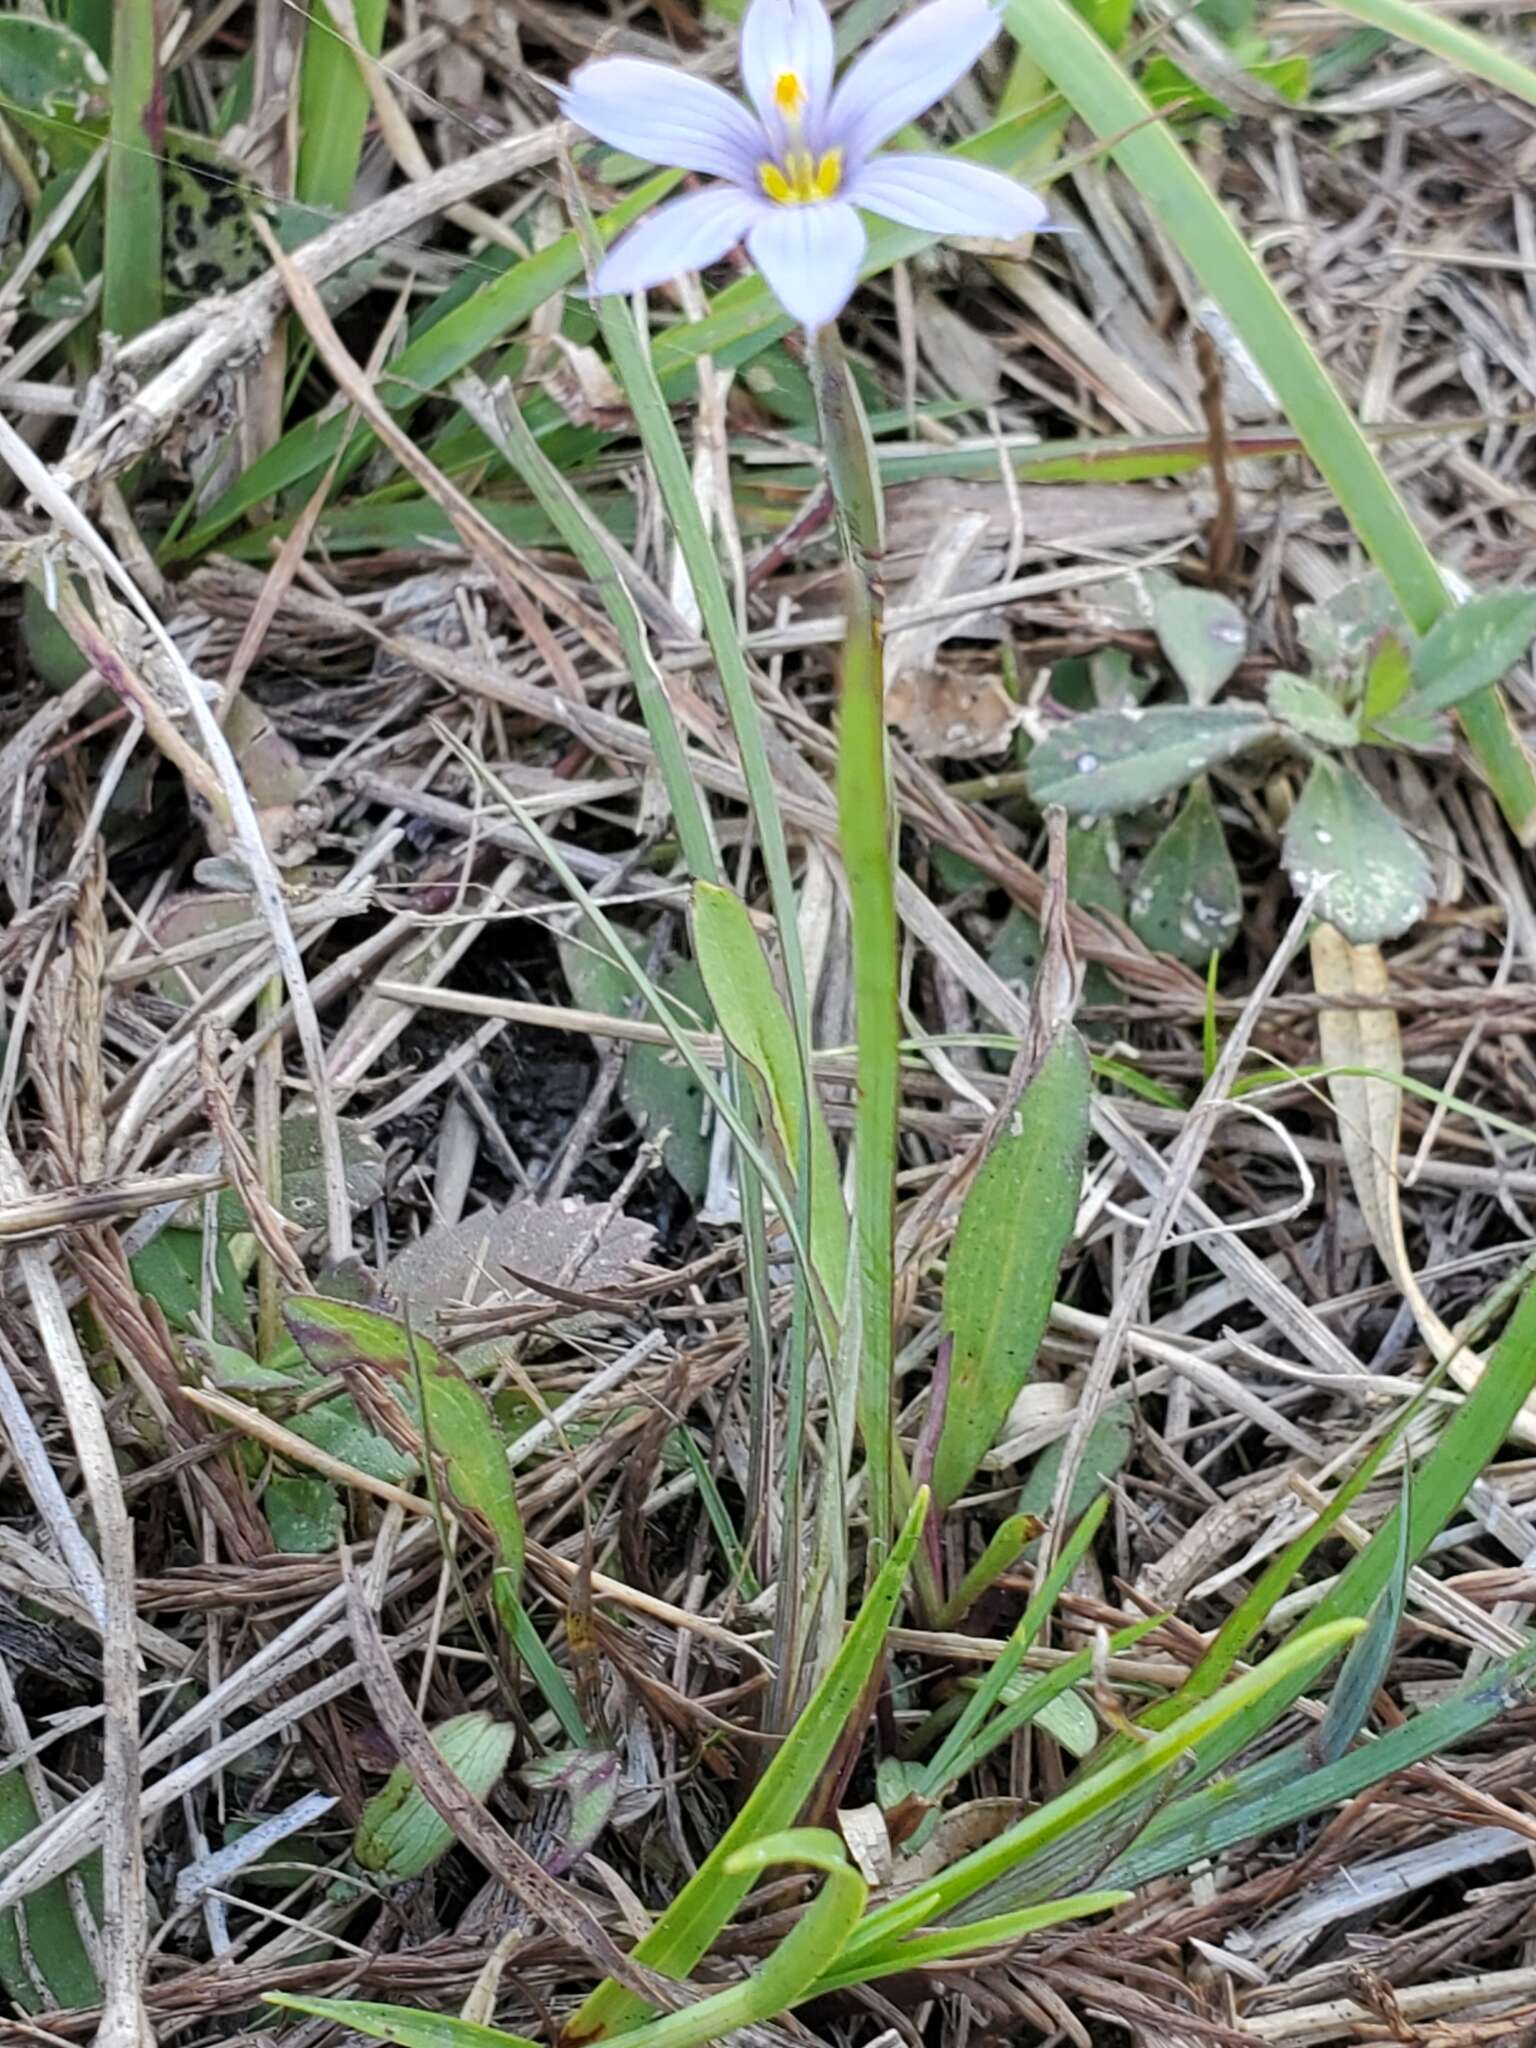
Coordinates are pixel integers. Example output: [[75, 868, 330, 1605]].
[[1321, 0, 1536, 109], [169, 174, 678, 559], [103, 0, 162, 338], [295, 0, 389, 213], [848, 1619, 1361, 1943], [919, 1494, 1110, 1795], [450, 373, 717, 884], [692, 881, 848, 1317], [1004, 0, 1536, 834], [266, 1996, 539, 2048], [1110, 1635, 1536, 1887], [565, 1490, 928, 2041]]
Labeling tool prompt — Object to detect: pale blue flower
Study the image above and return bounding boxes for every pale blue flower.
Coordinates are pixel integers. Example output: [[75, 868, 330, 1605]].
[[559, 0, 1047, 330]]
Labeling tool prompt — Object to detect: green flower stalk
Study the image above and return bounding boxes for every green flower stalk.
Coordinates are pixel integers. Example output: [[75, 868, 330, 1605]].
[[811, 323, 900, 1568]]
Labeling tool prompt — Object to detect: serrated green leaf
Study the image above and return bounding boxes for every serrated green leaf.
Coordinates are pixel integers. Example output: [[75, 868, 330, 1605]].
[[1265, 671, 1359, 746], [1151, 583, 1247, 704], [932, 1031, 1092, 1510], [1028, 705, 1274, 816], [1408, 590, 1536, 713], [1128, 778, 1243, 966], [1282, 757, 1430, 942]]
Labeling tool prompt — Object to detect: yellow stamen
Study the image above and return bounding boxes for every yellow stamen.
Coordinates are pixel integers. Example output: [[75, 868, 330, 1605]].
[[758, 147, 844, 206], [773, 69, 806, 114]]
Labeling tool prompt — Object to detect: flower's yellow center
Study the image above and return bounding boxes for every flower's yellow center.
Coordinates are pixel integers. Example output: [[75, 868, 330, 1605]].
[[773, 69, 807, 115], [759, 146, 843, 205]]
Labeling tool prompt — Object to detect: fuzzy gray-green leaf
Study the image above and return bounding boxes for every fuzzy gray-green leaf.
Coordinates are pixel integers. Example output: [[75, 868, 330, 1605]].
[[1028, 705, 1274, 817], [1129, 780, 1242, 966], [1265, 671, 1359, 747], [1281, 757, 1430, 942], [1151, 583, 1247, 704], [932, 1030, 1091, 1511]]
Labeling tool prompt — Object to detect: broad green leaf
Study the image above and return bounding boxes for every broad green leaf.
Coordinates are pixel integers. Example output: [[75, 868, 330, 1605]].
[[131, 1228, 253, 1348], [1361, 630, 1413, 727], [1408, 591, 1536, 714], [1016, 1404, 1134, 1532], [690, 882, 848, 1305], [207, 1337, 418, 1485], [932, 1030, 1091, 1510], [263, 1475, 342, 1554], [1151, 583, 1247, 705], [1128, 779, 1243, 965], [1027, 705, 1274, 816], [353, 1713, 518, 1881], [519, 1750, 620, 1873], [1265, 671, 1359, 747], [282, 1298, 523, 1594], [1298, 572, 1406, 678], [0, 1775, 100, 2013], [565, 1490, 929, 2040], [1281, 756, 1430, 942], [0, 16, 105, 108]]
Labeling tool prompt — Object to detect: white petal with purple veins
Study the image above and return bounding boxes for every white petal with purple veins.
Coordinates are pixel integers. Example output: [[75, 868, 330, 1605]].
[[845, 154, 1047, 236], [828, 0, 1003, 163], [560, 58, 763, 181], [747, 199, 866, 329], [740, 0, 835, 142], [595, 185, 768, 295]]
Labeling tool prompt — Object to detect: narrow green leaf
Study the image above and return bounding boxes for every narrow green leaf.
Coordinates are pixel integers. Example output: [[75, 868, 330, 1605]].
[[1028, 705, 1274, 816], [1408, 591, 1536, 714], [103, 0, 162, 338], [1281, 756, 1430, 941], [1322, 0, 1536, 112], [1112, 1635, 1536, 1888], [1128, 778, 1243, 966], [296, 0, 389, 213], [932, 1030, 1091, 1509], [565, 1489, 929, 2040], [1313, 1463, 1410, 1766], [690, 882, 848, 1307], [267, 1995, 538, 2048], [852, 1620, 1362, 1936], [282, 1297, 524, 1594], [0, 1775, 100, 2013]]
